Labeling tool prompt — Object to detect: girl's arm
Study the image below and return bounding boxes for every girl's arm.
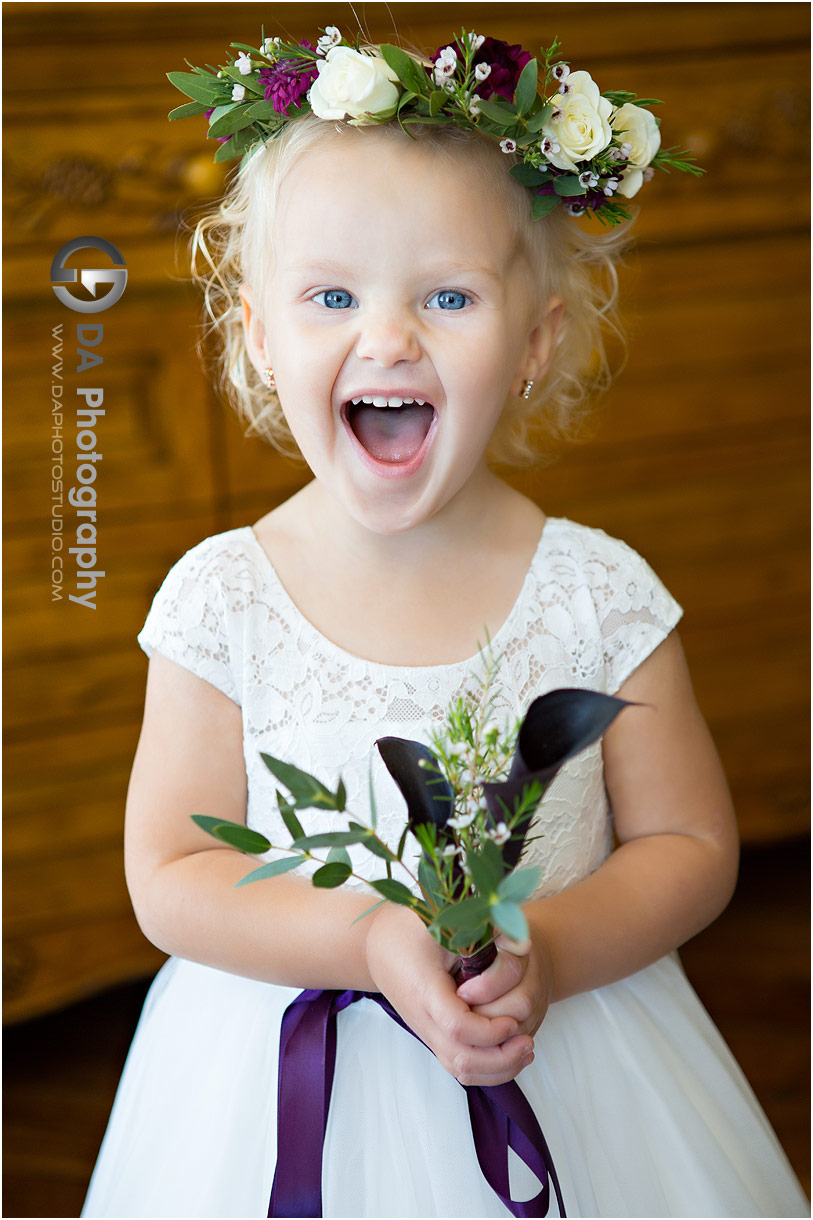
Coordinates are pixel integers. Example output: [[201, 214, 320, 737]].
[[124, 651, 532, 1084], [457, 630, 740, 1027]]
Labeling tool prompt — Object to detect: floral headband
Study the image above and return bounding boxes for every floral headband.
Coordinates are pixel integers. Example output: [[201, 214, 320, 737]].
[[167, 26, 703, 225]]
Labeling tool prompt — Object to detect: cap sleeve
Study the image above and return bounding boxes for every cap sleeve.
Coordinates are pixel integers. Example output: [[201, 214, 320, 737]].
[[585, 528, 684, 693], [137, 537, 241, 705]]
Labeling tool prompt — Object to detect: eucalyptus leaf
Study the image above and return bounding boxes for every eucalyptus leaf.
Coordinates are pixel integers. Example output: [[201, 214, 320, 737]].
[[434, 895, 491, 934], [531, 193, 560, 219], [369, 878, 417, 907], [234, 855, 302, 886], [418, 855, 445, 907], [277, 792, 304, 842], [362, 834, 399, 862], [313, 861, 353, 888], [191, 814, 271, 854], [510, 163, 551, 186], [260, 752, 339, 810], [466, 839, 505, 899], [491, 900, 529, 941], [553, 175, 586, 197], [291, 830, 368, 851], [327, 845, 352, 868], [496, 866, 540, 905], [351, 899, 387, 925], [514, 57, 539, 116], [335, 778, 347, 813]]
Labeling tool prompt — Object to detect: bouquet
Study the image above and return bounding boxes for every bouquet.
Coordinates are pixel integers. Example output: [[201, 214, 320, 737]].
[[192, 651, 629, 981]]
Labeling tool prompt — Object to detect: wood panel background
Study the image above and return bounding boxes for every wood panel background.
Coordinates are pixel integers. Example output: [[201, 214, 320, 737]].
[[3, 2, 809, 1023]]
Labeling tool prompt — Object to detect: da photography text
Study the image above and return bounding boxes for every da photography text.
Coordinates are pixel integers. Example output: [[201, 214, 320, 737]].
[[50, 237, 127, 608]]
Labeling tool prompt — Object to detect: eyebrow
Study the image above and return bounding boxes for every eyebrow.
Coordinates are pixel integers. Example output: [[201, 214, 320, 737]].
[[281, 257, 506, 285]]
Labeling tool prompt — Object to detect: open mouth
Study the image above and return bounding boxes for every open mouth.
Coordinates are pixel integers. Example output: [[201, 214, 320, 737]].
[[345, 397, 435, 464]]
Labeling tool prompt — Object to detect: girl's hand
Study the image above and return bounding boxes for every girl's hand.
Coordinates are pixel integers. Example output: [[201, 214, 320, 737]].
[[454, 930, 554, 1039], [364, 903, 535, 1086]]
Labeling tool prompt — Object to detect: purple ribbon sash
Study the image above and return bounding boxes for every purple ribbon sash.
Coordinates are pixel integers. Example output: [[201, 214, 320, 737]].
[[268, 988, 566, 1218]]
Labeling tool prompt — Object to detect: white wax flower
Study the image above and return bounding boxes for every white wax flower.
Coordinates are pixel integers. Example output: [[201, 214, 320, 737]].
[[309, 45, 400, 120], [231, 83, 246, 101], [612, 102, 661, 197], [235, 52, 253, 75], [541, 69, 613, 173]]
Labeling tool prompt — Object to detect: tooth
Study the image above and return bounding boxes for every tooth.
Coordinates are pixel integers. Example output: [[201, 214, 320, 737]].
[[351, 397, 362, 405], [372, 396, 388, 407], [388, 397, 403, 408], [414, 398, 426, 406], [362, 396, 374, 404], [402, 396, 414, 404]]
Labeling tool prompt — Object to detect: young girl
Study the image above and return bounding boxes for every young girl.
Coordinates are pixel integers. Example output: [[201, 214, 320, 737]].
[[83, 26, 808, 1219]]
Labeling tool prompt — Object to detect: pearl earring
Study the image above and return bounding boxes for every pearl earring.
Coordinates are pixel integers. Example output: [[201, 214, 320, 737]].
[[261, 367, 276, 390], [520, 379, 534, 400]]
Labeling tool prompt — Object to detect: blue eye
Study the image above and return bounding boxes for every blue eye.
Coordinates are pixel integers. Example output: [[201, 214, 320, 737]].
[[428, 290, 470, 311], [314, 289, 355, 309]]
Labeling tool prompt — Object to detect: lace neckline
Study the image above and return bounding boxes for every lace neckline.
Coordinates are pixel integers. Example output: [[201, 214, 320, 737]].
[[240, 518, 557, 675]]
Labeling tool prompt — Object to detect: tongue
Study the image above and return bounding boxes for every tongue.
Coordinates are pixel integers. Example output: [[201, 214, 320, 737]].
[[349, 403, 434, 463]]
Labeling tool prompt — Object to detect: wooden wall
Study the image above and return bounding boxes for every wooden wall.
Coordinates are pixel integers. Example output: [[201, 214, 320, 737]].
[[3, 2, 809, 1022]]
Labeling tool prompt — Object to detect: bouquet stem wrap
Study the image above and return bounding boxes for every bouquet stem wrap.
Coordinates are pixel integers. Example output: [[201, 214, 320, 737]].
[[268, 988, 566, 1218]]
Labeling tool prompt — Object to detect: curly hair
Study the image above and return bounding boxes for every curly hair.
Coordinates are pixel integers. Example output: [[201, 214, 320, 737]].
[[186, 113, 632, 467]]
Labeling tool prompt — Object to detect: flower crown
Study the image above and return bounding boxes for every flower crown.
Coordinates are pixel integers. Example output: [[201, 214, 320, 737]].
[[167, 26, 703, 226]]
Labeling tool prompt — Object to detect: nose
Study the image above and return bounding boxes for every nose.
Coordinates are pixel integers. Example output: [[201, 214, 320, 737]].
[[354, 305, 422, 367]]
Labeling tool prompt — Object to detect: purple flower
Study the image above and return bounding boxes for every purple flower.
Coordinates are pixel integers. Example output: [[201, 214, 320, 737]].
[[431, 35, 531, 102], [258, 41, 318, 115]]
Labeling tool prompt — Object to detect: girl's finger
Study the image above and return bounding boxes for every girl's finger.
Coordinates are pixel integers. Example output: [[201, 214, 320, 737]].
[[456, 948, 525, 1006], [447, 1032, 535, 1087]]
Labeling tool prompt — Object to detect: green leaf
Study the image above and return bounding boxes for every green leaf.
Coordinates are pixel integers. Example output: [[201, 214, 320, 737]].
[[378, 44, 430, 96], [369, 878, 418, 907], [351, 899, 387, 925], [191, 814, 271, 853], [553, 175, 585, 197], [327, 845, 352, 868], [418, 855, 445, 906], [259, 752, 339, 810], [531, 193, 560, 219], [212, 823, 273, 853], [496, 866, 540, 905], [429, 90, 448, 117], [234, 855, 302, 886], [514, 57, 539, 116], [335, 777, 347, 813], [509, 163, 551, 187], [166, 70, 225, 105], [208, 104, 261, 139], [434, 895, 491, 934], [244, 100, 286, 120], [368, 759, 378, 831], [361, 834, 399, 862], [313, 861, 353, 888], [292, 830, 368, 851], [491, 900, 529, 941], [525, 102, 553, 132], [277, 792, 304, 842], [473, 97, 518, 125], [466, 839, 505, 899], [168, 100, 210, 121]]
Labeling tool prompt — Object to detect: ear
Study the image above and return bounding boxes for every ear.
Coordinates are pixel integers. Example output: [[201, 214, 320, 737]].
[[239, 283, 269, 375], [511, 294, 564, 396]]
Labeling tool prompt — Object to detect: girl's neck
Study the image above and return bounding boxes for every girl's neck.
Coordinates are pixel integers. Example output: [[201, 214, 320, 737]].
[[296, 463, 530, 572]]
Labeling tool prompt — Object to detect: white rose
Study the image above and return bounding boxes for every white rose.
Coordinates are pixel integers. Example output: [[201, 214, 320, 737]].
[[541, 69, 613, 173], [309, 45, 400, 120], [612, 102, 661, 197]]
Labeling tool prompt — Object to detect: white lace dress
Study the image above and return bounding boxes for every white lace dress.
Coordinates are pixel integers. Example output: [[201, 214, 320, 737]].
[[82, 517, 808, 1219]]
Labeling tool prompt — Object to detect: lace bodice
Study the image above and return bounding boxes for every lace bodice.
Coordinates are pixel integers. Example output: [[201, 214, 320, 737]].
[[137, 518, 682, 899]]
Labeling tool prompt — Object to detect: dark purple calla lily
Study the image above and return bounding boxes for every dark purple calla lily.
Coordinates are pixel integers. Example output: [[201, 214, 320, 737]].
[[376, 737, 455, 832], [482, 689, 631, 868]]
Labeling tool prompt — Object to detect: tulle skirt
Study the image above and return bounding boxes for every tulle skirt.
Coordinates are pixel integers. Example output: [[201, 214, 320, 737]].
[[82, 952, 808, 1218]]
